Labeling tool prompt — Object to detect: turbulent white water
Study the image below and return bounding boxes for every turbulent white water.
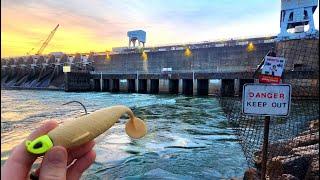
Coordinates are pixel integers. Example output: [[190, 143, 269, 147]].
[[1, 90, 247, 179]]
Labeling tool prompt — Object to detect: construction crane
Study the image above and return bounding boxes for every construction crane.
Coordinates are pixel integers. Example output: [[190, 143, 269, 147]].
[[26, 40, 43, 55], [35, 24, 59, 55], [26, 48, 35, 55]]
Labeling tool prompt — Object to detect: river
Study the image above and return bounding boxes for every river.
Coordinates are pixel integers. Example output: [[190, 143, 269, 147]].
[[1, 90, 247, 179]]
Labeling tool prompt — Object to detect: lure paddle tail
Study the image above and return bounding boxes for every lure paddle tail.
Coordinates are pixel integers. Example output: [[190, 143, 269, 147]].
[[26, 105, 147, 154]]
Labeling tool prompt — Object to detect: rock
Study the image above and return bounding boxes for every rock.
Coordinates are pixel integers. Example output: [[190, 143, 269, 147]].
[[305, 156, 319, 180], [289, 133, 319, 148], [250, 118, 319, 180], [279, 174, 299, 180], [298, 129, 319, 136], [243, 168, 259, 180], [267, 155, 311, 179], [309, 120, 319, 130], [268, 141, 293, 157], [291, 145, 319, 158]]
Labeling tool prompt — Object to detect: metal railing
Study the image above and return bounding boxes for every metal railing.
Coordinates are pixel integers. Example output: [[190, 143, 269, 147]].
[[90, 67, 258, 75]]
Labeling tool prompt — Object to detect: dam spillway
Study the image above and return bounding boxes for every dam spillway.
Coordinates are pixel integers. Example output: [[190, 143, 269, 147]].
[[1, 37, 319, 97], [1, 53, 93, 90]]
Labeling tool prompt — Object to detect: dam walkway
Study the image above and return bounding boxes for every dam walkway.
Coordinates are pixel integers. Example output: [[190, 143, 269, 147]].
[[64, 70, 319, 97]]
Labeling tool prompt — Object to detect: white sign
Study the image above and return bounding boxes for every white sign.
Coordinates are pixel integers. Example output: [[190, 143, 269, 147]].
[[242, 84, 291, 116], [162, 68, 172, 72], [261, 56, 285, 77], [63, 66, 71, 73]]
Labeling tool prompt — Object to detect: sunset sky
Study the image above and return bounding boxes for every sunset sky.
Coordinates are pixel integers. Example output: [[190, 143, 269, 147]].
[[1, 0, 319, 57]]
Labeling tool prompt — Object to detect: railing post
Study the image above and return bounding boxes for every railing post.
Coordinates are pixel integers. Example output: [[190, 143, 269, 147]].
[[136, 71, 139, 92], [261, 116, 270, 180], [192, 70, 195, 84], [100, 71, 103, 92]]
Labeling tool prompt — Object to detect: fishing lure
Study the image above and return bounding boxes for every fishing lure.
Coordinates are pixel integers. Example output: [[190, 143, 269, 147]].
[[25, 105, 147, 154]]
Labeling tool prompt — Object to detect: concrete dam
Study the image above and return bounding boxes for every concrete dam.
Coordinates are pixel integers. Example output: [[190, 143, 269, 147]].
[[1, 37, 319, 97], [1, 53, 93, 90]]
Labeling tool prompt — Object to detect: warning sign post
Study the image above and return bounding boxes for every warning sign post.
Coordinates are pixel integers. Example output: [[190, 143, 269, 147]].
[[249, 52, 289, 180], [242, 83, 292, 180]]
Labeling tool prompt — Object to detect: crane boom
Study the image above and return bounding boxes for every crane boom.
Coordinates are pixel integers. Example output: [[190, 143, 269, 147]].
[[26, 48, 35, 55], [36, 24, 59, 55]]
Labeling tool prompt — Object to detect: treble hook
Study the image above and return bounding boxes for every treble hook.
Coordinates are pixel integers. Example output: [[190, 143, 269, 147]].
[[62, 101, 88, 115]]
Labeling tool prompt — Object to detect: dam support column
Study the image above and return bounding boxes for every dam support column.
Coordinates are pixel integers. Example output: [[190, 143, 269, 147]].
[[102, 79, 110, 92], [93, 79, 100, 92], [169, 79, 179, 94], [111, 79, 120, 92], [239, 79, 254, 96], [197, 79, 209, 96], [150, 79, 159, 94], [138, 79, 147, 93], [182, 79, 193, 96], [221, 79, 235, 97], [127, 79, 136, 93]]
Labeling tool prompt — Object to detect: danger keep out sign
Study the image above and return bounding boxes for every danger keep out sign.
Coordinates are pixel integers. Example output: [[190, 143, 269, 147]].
[[242, 84, 292, 116]]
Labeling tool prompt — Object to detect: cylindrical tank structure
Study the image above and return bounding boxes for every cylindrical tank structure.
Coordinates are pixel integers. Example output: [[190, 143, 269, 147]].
[[7, 58, 14, 65], [74, 53, 82, 63], [24, 56, 33, 64], [47, 55, 56, 64], [60, 54, 68, 64], [67, 55, 75, 64], [1, 59, 8, 66], [15, 57, 24, 65], [36, 56, 45, 64]]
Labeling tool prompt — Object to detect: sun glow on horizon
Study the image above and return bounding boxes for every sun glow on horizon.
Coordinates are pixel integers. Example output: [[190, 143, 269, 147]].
[[1, 0, 319, 58]]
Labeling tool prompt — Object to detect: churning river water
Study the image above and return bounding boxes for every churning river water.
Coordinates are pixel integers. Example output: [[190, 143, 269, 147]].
[[1, 90, 247, 179]]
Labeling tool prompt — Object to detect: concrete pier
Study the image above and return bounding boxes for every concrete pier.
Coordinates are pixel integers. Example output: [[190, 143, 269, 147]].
[[221, 79, 235, 97], [102, 79, 110, 92], [111, 79, 120, 92], [239, 79, 254, 96], [150, 79, 159, 94], [84, 69, 318, 97], [197, 79, 209, 96], [138, 79, 147, 93], [169, 79, 179, 94], [127, 79, 136, 93], [93, 79, 100, 91], [182, 79, 193, 96]]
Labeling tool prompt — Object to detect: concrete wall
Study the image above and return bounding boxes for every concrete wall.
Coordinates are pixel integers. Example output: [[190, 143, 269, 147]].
[[277, 39, 319, 97], [93, 42, 275, 73], [276, 39, 319, 71], [65, 72, 91, 92]]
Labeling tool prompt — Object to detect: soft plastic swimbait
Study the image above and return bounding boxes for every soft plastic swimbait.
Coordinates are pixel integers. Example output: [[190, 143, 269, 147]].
[[25, 105, 147, 154]]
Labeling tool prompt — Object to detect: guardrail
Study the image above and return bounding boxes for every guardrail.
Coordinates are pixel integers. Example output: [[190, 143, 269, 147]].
[[90, 66, 259, 75], [111, 36, 277, 55]]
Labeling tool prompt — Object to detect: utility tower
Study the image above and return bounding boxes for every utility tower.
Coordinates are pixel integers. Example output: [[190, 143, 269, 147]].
[[277, 0, 319, 40], [127, 30, 146, 48]]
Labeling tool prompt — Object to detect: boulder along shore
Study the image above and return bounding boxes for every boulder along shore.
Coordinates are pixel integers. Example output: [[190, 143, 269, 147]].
[[244, 119, 319, 180]]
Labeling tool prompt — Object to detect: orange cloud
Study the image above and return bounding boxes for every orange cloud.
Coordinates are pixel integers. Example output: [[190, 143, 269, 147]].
[[1, 3, 129, 57]]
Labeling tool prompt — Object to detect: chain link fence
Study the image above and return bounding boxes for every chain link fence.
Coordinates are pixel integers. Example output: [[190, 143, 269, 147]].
[[219, 39, 319, 179]]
